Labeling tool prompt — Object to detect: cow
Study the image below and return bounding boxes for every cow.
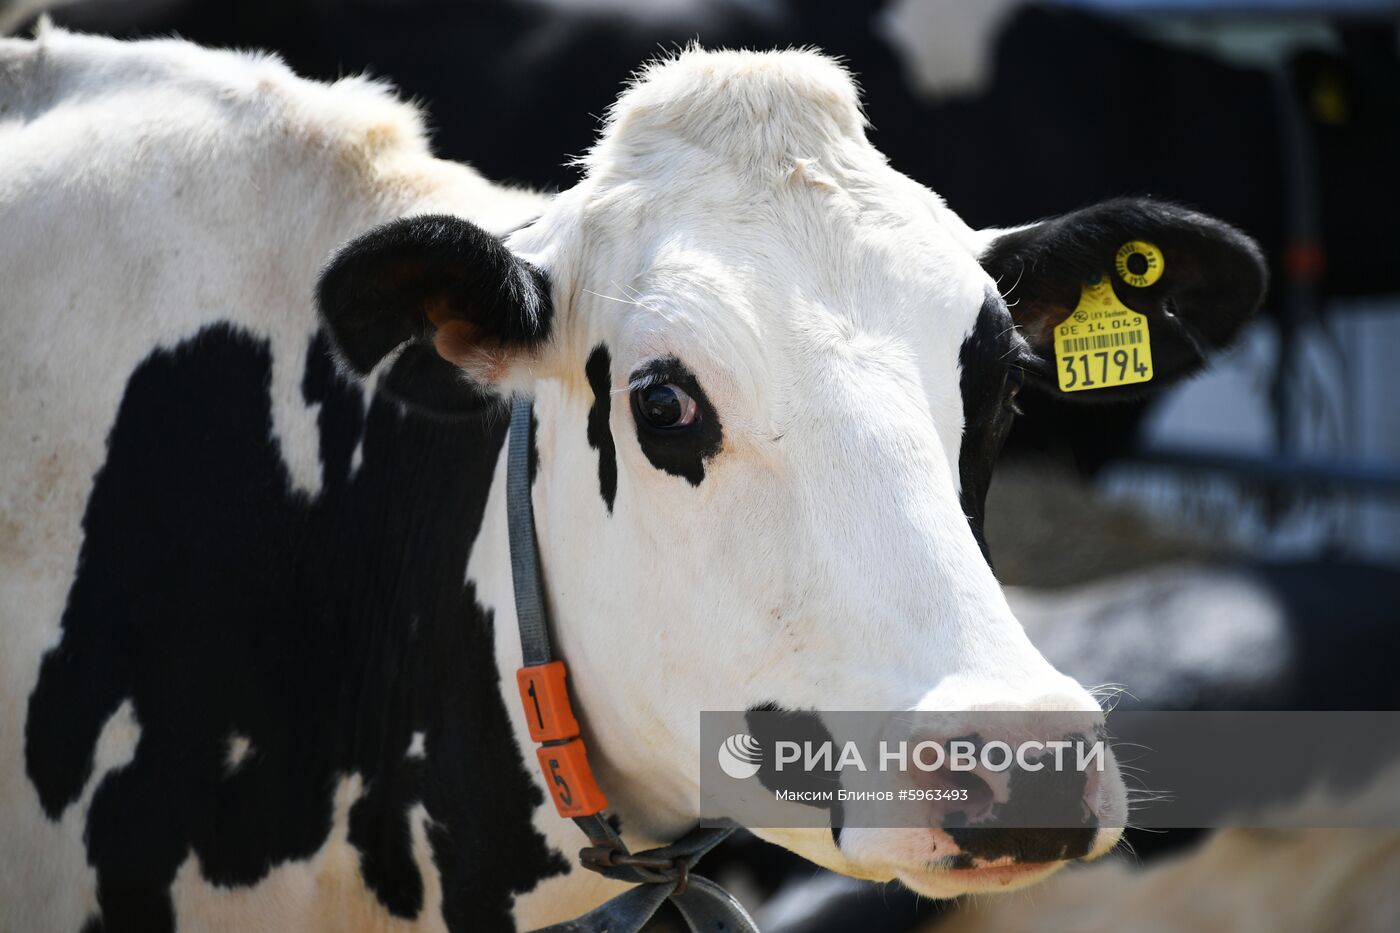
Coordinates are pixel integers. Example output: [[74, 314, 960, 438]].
[[0, 27, 1265, 933]]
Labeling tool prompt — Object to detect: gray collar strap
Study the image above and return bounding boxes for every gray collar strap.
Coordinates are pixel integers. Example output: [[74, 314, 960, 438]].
[[506, 397, 759, 933]]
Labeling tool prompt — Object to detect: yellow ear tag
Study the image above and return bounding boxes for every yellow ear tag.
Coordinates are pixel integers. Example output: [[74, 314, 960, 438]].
[[1115, 240, 1165, 287], [1053, 274, 1154, 393]]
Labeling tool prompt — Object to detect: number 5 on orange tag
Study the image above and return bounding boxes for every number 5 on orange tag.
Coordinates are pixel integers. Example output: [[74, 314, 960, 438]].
[[535, 740, 608, 817]]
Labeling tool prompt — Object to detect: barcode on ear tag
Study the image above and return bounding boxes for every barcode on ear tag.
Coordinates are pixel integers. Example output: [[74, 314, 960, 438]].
[[1053, 277, 1154, 393]]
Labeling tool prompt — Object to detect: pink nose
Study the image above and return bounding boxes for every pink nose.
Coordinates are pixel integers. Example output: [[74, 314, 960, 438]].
[[883, 712, 1109, 865]]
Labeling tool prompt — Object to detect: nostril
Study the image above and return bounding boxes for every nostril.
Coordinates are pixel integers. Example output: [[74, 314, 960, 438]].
[[918, 765, 995, 825], [952, 768, 995, 817]]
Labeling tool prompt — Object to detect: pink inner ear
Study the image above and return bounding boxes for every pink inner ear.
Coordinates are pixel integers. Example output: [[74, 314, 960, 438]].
[[433, 320, 514, 384], [433, 320, 478, 367]]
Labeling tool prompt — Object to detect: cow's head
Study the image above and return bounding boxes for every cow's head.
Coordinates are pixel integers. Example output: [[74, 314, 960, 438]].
[[317, 50, 1264, 897]]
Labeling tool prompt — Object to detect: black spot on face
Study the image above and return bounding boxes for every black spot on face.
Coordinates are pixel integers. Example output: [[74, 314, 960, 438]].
[[744, 703, 846, 846], [628, 357, 722, 486], [585, 344, 618, 512], [25, 324, 566, 932], [957, 288, 1028, 562]]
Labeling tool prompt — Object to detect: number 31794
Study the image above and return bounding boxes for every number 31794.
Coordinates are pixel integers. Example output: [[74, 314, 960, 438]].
[[1061, 348, 1149, 389]]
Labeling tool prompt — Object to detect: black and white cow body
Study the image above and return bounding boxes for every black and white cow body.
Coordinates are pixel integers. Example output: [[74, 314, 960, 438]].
[[24, 327, 566, 930], [0, 28, 1264, 932], [2, 30, 562, 931]]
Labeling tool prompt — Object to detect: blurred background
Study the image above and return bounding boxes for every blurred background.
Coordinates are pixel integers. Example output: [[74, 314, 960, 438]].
[[9, 0, 1399, 930]]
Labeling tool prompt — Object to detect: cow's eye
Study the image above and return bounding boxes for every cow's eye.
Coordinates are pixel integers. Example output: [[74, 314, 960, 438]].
[[633, 383, 699, 430]]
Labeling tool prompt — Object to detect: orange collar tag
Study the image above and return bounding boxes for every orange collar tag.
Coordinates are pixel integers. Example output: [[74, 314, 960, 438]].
[[517, 661, 608, 817]]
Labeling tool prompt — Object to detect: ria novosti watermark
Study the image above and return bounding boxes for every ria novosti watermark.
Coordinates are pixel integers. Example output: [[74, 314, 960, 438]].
[[749, 734, 1107, 775], [700, 710, 1400, 830]]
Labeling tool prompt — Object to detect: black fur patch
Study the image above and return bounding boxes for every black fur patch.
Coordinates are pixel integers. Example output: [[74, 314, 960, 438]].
[[628, 357, 722, 486], [584, 345, 618, 512], [957, 288, 1028, 562], [25, 324, 565, 932]]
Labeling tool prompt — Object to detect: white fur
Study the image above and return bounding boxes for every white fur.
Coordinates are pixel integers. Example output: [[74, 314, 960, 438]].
[[0, 34, 1122, 930]]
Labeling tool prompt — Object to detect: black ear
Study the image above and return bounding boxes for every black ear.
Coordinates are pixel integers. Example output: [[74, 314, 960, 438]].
[[980, 198, 1267, 401], [316, 214, 553, 407]]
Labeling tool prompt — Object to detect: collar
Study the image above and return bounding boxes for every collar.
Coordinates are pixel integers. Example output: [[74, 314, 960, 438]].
[[505, 397, 759, 933]]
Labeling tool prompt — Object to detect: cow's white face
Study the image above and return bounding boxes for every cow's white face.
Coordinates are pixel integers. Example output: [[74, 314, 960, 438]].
[[319, 49, 1264, 898]]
